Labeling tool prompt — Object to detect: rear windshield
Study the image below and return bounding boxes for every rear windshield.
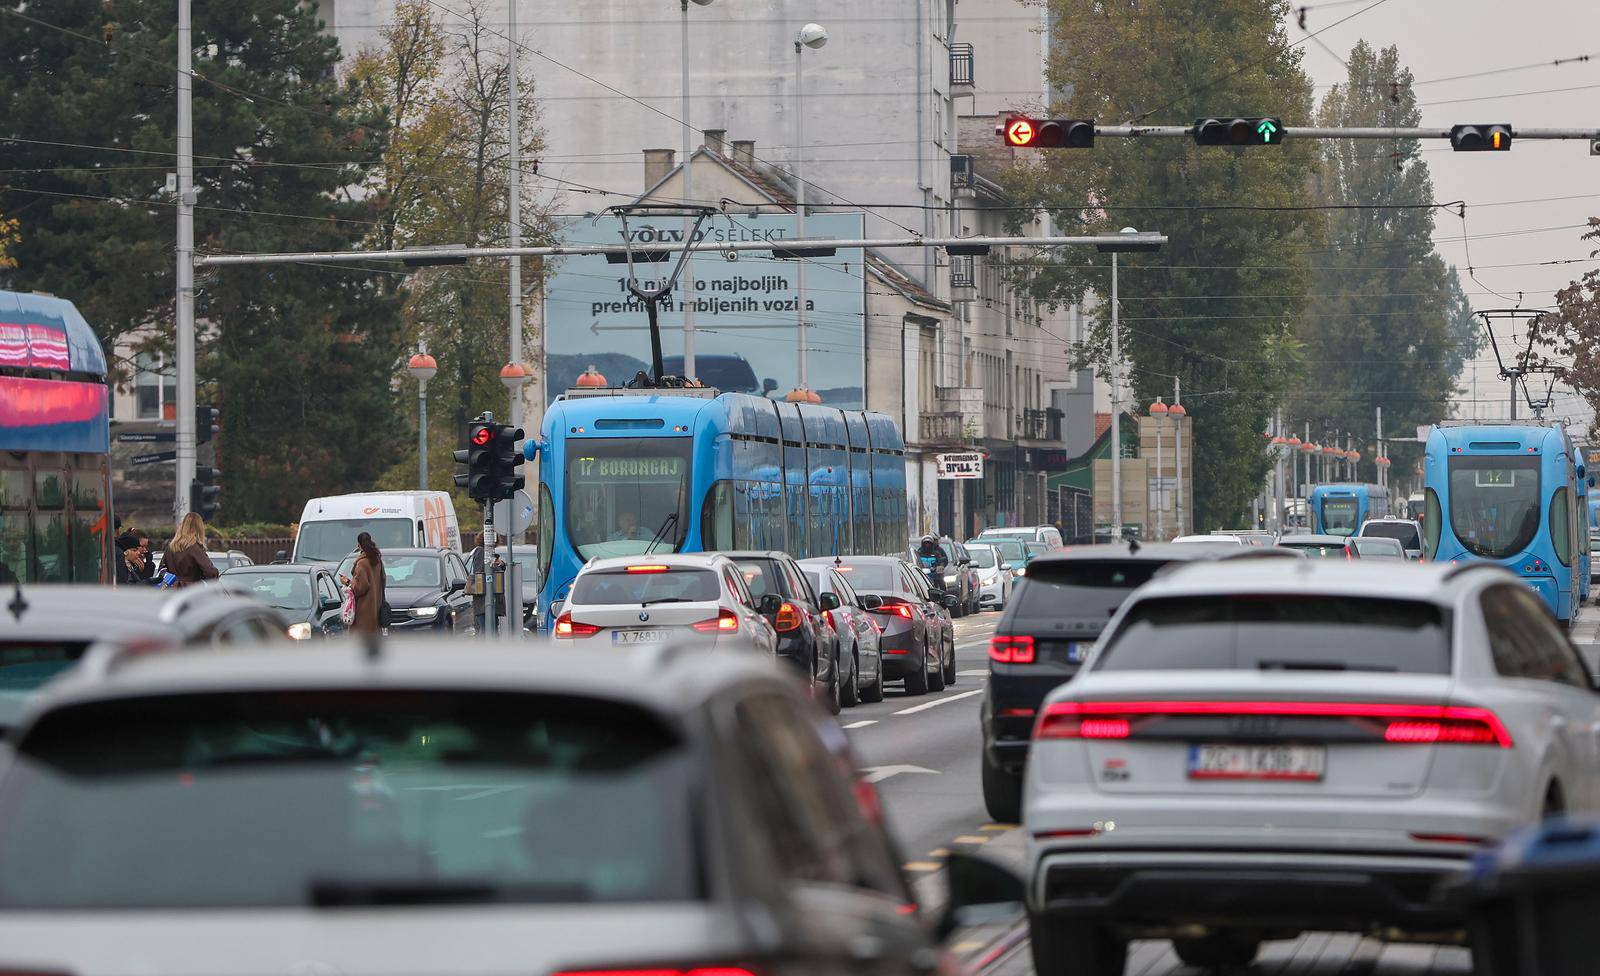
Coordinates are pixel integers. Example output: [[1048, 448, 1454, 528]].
[[1352, 539, 1403, 558], [1013, 561, 1165, 620], [0, 691, 699, 908], [1096, 596, 1449, 674], [1362, 522, 1421, 547], [0, 642, 92, 729], [572, 568, 718, 605], [1279, 542, 1348, 559], [833, 562, 897, 592]]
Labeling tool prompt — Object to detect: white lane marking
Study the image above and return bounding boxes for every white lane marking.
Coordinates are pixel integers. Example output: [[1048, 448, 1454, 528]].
[[860, 764, 940, 784], [842, 719, 878, 729], [957, 669, 987, 676], [894, 688, 984, 715]]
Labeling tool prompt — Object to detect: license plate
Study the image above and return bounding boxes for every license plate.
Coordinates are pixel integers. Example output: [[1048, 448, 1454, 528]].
[[612, 629, 670, 644], [1187, 744, 1326, 781], [1065, 642, 1087, 663]]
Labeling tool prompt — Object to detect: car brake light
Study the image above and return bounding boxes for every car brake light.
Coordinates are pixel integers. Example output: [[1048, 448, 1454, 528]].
[[1034, 700, 1512, 747], [989, 635, 1035, 664], [872, 602, 914, 619], [625, 565, 670, 573], [822, 611, 837, 631], [690, 609, 740, 633], [774, 602, 802, 631], [1410, 832, 1489, 845], [553, 612, 601, 638]]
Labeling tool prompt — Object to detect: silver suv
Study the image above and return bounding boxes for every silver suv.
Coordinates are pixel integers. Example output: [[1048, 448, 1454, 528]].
[[553, 552, 776, 654], [1025, 560, 1600, 974]]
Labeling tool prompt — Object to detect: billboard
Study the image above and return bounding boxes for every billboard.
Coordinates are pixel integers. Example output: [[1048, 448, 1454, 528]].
[[543, 212, 867, 407]]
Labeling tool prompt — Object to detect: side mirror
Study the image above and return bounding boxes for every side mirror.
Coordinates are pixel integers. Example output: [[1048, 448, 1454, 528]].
[[549, 598, 565, 621], [927, 586, 947, 601], [320, 597, 341, 612], [448, 578, 466, 593], [859, 593, 884, 610], [274, 549, 289, 564], [960, 558, 973, 566], [943, 594, 960, 608], [819, 592, 840, 612], [758, 593, 783, 615], [762, 377, 778, 394], [936, 852, 1027, 941], [1001, 562, 1014, 571]]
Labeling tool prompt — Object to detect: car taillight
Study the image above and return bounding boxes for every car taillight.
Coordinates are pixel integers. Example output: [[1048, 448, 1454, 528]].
[[989, 634, 1035, 663], [553, 612, 601, 638], [871, 602, 913, 619], [774, 602, 802, 631], [690, 609, 740, 633], [1035, 700, 1512, 747]]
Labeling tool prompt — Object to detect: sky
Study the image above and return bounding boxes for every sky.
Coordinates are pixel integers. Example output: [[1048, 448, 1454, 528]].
[[1280, 0, 1600, 427]]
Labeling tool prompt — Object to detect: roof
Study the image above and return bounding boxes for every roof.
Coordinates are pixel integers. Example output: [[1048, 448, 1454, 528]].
[[0, 585, 272, 641], [0, 289, 107, 376], [1135, 559, 1509, 603], [221, 563, 320, 574], [30, 640, 787, 718], [1028, 542, 1248, 565], [1094, 412, 1112, 439], [1278, 534, 1355, 545], [581, 553, 732, 571]]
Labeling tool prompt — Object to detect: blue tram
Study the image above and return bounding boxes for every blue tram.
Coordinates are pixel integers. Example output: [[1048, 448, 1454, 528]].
[[1422, 423, 1585, 624], [1308, 483, 1389, 536], [528, 388, 907, 626]]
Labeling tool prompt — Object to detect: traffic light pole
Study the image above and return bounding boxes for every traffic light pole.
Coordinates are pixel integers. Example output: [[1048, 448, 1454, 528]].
[[1087, 125, 1600, 140], [482, 501, 497, 639]]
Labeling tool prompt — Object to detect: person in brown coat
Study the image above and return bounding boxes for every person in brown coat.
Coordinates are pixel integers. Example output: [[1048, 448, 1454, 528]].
[[164, 512, 219, 588], [343, 531, 387, 634]]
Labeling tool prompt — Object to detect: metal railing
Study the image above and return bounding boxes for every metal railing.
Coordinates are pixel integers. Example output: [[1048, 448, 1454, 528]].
[[950, 43, 974, 88]]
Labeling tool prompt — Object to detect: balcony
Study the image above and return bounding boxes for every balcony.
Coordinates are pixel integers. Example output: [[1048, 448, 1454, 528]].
[[950, 43, 974, 91], [920, 411, 977, 446], [950, 254, 975, 290], [1018, 407, 1063, 442]]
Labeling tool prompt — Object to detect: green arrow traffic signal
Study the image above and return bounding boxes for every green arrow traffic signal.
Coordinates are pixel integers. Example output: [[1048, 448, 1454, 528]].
[[1256, 119, 1280, 143]]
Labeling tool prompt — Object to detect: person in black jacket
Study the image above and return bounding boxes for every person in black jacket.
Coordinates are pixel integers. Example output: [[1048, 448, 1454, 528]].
[[116, 530, 156, 586]]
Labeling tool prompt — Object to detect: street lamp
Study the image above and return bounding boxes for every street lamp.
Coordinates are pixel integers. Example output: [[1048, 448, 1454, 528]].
[[407, 348, 438, 490], [1150, 399, 1169, 539], [1170, 401, 1187, 535], [1097, 226, 1161, 541], [790, 22, 827, 404], [680, 0, 716, 383]]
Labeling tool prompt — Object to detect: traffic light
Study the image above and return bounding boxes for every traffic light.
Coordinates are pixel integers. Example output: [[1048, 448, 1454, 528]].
[[190, 466, 221, 521], [1450, 123, 1512, 152], [453, 419, 497, 501], [195, 404, 219, 445], [999, 116, 1095, 149], [492, 425, 525, 501], [1193, 117, 1284, 146]]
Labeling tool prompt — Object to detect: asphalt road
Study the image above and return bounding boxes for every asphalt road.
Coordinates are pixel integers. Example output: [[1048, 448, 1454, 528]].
[[843, 606, 1495, 976]]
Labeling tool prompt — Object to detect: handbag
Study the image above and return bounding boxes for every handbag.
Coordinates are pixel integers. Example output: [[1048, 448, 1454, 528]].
[[340, 585, 357, 625]]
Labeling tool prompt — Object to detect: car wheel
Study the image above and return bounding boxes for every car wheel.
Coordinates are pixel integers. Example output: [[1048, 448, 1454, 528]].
[[1030, 916, 1126, 976], [841, 645, 860, 708], [1173, 933, 1261, 969], [862, 652, 885, 702], [928, 641, 946, 692], [943, 636, 957, 685], [820, 645, 842, 716], [981, 749, 1022, 823], [904, 642, 930, 695]]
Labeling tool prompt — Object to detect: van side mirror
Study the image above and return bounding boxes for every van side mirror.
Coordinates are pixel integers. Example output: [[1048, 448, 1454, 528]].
[[936, 852, 1026, 941]]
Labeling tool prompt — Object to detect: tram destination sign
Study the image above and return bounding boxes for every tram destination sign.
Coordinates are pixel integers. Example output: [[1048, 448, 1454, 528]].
[[936, 452, 985, 480]]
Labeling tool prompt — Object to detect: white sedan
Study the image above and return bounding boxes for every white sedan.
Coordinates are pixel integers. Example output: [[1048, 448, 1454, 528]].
[[1024, 559, 1600, 975], [965, 543, 1013, 610]]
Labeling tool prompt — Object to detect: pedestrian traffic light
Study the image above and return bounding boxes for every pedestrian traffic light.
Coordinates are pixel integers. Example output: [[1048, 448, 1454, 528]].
[[454, 419, 497, 502], [190, 466, 221, 521], [492, 425, 525, 501], [195, 404, 219, 445], [1450, 123, 1512, 152], [1193, 117, 1284, 146], [999, 116, 1095, 148]]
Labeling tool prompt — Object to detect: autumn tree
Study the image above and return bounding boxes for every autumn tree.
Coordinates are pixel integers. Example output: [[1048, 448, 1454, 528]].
[[1529, 220, 1600, 422], [1006, 0, 1322, 528]]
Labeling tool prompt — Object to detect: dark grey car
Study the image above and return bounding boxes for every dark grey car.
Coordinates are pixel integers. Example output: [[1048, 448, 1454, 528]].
[[336, 548, 474, 633], [221, 564, 347, 639]]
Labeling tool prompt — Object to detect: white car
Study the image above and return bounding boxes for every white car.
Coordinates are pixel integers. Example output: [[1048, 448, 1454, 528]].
[[1170, 533, 1243, 545], [1359, 516, 1426, 560], [1024, 559, 1600, 975], [965, 543, 1013, 610], [553, 553, 777, 654]]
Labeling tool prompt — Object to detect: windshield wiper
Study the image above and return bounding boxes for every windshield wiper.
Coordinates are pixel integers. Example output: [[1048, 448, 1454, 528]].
[[643, 512, 679, 556], [640, 596, 692, 607], [309, 879, 590, 907]]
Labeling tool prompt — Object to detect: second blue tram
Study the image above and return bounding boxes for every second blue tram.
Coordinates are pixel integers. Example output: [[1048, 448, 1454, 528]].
[[1308, 483, 1389, 536], [1422, 423, 1584, 624], [529, 388, 907, 626]]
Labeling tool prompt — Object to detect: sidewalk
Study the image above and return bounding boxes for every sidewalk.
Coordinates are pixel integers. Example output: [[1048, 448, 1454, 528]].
[[1574, 602, 1600, 675]]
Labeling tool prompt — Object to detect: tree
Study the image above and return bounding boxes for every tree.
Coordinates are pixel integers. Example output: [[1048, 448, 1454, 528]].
[[1293, 42, 1459, 482], [348, 0, 550, 518], [0, 0, 404, 522], [1005, 0, 1322, 529], [1529, 220, 1600, 423], [0, 213, 16, 269]]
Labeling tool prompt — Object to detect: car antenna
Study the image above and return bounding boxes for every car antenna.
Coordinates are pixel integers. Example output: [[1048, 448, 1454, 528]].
[[6, 580, 26, 622]]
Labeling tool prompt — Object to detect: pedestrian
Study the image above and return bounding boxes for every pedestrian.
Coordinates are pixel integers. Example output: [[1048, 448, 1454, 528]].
[[162, 513, 220, 588], [116, 530, 156, 586], [342, 531, 386, 635]]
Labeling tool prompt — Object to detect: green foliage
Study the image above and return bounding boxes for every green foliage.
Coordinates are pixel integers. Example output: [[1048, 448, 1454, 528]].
[[1008, 0, 1322, 528], [1291, 42, 1460, 484], [0, 0, 405, 523], [1529, 220, 1600, 424]]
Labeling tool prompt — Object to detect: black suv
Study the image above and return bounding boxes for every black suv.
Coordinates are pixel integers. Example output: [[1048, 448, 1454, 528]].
[[981, 541, 1245, 822], [728, 551, 843, 714]]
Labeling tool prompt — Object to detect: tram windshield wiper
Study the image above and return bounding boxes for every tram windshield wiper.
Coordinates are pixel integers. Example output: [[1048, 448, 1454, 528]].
[[643, 512, 679, 555]]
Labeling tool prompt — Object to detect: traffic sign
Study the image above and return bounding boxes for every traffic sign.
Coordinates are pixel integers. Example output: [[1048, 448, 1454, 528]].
[[131, 451, 177, 465], [117, 432, 176, 443]]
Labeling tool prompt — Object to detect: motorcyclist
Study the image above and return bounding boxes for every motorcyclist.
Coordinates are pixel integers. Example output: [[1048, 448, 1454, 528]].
[[915, 533, 949, 578]]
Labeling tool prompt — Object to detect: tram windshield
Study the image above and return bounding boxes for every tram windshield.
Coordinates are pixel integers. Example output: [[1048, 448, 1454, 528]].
[[565, 439, 691, 560], [1319, 497, 1360, 536], [1448, 455, 1542, 560]]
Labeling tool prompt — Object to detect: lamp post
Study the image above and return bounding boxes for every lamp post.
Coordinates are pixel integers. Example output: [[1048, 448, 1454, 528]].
[[1097, 227, 1161, 542], [507, 0, 523, 429], [680, 0, 715, 382], [790, 22, 828, 402], [1170, 400, 1187, 536], [407, 348, 438, 491], [1150, 399, 1169, 539]]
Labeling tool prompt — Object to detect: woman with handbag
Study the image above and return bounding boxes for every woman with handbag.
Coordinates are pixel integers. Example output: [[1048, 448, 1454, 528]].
[[341, 532, 386, 635], [163, 513, 219, 588]]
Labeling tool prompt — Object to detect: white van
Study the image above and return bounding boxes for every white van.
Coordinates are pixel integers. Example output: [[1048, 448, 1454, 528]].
[[292, 491, 462, 564]]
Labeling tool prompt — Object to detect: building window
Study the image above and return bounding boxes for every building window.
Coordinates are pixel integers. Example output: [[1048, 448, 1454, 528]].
[[133, 352, 176, 420]]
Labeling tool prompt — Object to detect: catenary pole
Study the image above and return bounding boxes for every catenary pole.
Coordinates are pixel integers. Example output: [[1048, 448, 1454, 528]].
[[680, 1, 697, 381], [174, 0, 196, 519], [507, 0, 523, 431]]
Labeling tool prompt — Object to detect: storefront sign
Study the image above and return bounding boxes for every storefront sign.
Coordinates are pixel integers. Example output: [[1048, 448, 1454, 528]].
[[936, 452, 984, 479]]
